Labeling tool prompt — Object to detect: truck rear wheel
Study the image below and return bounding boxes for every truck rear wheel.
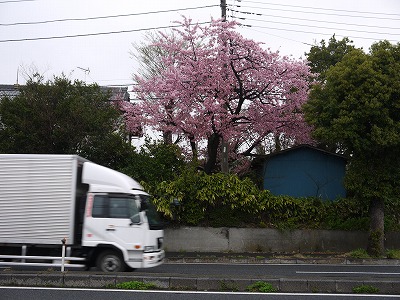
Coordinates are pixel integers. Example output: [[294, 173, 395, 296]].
[[96, 250, 126, 272]]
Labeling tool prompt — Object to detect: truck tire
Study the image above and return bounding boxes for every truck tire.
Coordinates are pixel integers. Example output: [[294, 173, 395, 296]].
[[96, 250, 126, 272]]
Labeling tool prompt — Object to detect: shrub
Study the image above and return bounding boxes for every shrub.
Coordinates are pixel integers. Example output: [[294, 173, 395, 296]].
[[386, 249, 400, 259], [353, 285, 379, 294], [150, 168, 262, 226], [246, 281, 277, 293], [258, 193, 328, 229], [349, 248, 370, 259], [322, 197, 369, 230], [145, 168, 400, 230], [114, 281, 156, 290]]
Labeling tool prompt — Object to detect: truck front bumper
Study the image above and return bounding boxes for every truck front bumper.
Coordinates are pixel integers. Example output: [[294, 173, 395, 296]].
[[142, 250, 165, 268], [125, 249, 165, 269]]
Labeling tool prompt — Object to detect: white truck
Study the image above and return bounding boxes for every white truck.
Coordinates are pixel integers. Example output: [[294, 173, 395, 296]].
[[0, 154, 164, 272]]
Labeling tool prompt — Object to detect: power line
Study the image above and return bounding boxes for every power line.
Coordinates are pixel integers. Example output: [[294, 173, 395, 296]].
[[0, 5, 219, 26], [0, 0, 36, 3], [227, 3, 400, 21], [236, 0, 400, 17], [229, 8, 400, 31], [0, 22, 211, 43], [232, 16, 400, 37], [238, 23, 399, 43], [227, 2, 399, 46], [238, 24, 313, 47]]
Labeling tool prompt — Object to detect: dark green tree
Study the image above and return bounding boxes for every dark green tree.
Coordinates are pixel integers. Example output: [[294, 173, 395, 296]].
[[0, 76, 132, 169], [121, 140, 186, 186], [304, 41, 400, 256], [306, 34, 357, 81], [305, 35, 358, 153]]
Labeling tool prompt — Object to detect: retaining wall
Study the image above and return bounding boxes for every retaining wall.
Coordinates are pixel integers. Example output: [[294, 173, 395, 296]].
[[164, 227, 400, 253]]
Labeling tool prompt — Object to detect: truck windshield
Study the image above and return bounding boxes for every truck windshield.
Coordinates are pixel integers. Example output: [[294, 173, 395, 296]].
[[138, 195, 163, 230]]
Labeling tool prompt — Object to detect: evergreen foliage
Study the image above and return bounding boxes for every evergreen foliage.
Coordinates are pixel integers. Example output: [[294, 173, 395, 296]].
[[304, 40, 400, 256], [0, 76, 133, 170], [146, 168, 400, 230]]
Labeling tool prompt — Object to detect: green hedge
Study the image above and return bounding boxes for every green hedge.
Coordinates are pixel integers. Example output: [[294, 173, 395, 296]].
[[145, 168, 400, 230]]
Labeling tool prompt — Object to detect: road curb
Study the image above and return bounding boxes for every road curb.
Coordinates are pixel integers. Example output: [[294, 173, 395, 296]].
[[165, 254, 400, 265], [1, 273, 400, 294]]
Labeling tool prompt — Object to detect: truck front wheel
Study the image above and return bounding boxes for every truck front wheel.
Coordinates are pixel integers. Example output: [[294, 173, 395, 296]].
[[96, 250, 126, 272]]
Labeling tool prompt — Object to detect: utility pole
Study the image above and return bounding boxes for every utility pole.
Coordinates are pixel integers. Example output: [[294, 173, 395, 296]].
[[15, 67, 19, 86], [221, 0, 226, 21], [220, 0, 229, 173]]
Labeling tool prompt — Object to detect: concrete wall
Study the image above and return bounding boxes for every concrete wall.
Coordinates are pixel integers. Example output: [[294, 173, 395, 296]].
[[165, 227, 400, 253]]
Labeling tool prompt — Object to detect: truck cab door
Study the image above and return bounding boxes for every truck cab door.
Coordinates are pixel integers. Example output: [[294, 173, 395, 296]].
[[83, 194, 145, 251]]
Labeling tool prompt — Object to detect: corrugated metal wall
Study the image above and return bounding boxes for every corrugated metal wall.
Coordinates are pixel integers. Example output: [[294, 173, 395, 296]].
[[263, 148, 346, 200], [0, 155, 77, 244]]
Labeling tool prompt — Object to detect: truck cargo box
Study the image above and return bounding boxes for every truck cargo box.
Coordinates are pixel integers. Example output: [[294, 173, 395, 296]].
[[0, 154, 86, 245]]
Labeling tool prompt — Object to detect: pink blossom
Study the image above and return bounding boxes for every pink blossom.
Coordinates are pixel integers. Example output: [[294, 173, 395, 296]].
[[127, 17, 314, 170]]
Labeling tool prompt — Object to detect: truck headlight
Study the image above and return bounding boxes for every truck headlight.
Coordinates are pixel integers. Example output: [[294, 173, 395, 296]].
[[144, 246, 155, 252]]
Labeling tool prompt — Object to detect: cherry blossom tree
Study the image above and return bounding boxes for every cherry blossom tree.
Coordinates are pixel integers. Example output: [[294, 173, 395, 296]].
[[128, 17, 313, 173]]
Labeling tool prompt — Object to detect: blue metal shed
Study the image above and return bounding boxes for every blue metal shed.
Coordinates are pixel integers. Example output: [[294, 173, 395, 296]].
[[260, 145, 346, 200]]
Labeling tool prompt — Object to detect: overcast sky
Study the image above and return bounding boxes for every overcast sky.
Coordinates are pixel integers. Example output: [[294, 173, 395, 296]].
[[1, 0, 399, 87]]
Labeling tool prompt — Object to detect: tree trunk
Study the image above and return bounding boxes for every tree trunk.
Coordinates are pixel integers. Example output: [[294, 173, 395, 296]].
[[190, 139, 198, 162], [163, 131, 173, 144], [367, 197, 385, 257], [204, 133, 221, 174]]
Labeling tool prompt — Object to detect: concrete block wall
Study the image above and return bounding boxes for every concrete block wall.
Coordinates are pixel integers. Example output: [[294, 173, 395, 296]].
[[164, 227, 400, 253]]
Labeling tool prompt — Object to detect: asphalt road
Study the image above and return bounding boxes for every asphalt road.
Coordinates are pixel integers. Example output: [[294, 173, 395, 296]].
[[133, 262, 400, 281], [1, 287, 400, 300], [3, 262, 400, 281], [0, 263, 400, 284]]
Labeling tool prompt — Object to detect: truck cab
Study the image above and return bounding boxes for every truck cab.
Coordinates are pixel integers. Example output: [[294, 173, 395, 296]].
[[81, 161, 164, 272]]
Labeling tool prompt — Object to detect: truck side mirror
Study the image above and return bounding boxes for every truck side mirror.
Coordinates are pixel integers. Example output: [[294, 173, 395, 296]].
[[130, 212, 142, 225]]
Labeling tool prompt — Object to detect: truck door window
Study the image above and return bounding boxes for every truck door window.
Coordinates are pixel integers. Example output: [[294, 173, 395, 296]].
[[91, 195, 139, 219], [92, 195, 107, 218], [109, 198, 130, 218], [109, 196, 139, 219]]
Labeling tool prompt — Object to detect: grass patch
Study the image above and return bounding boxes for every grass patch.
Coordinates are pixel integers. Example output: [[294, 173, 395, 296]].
[[353, 284, 379, 294], [113, 281, 157, 290], [348, 248, 370, 259], [246, 281, 277, 293], [386, 249, 400, 259]]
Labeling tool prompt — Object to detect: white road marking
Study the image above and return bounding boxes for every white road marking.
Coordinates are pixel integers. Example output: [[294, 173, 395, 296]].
[[1, 286, 400, 297], [297, 271, 400, 275]]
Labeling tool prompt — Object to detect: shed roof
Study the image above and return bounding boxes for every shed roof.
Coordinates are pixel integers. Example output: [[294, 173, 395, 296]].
[[251, 144, 347, 163]]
